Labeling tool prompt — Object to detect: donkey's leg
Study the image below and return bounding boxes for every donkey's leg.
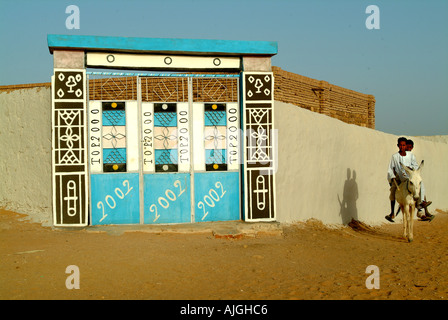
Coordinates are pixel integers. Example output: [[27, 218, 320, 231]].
[[409, 204, 415, 242], [402, 204, 408, 239]]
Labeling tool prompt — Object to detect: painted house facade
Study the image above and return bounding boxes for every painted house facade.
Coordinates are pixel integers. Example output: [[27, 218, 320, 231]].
[[48, 34, 278, 227]]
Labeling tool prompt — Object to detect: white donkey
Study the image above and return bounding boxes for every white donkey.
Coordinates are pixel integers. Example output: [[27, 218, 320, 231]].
[[394, 160, 424, 242]]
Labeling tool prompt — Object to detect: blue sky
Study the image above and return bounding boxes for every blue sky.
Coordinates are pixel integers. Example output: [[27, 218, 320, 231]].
[[0, 0, 447, 136]]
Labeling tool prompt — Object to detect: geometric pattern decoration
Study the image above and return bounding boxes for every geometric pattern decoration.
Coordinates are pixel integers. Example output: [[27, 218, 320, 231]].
[[52, 69, 88, 226], [54, 71, 84, 100], [242, 72, 276, 221], [102, 102, 127, 172], [193, 78, 239, 102], [141, 77, 188, 103], [154, 103, 178, 172], [245, 105, 273, 165], [204, 103, 227, 171], [245, 73, 273, 101]]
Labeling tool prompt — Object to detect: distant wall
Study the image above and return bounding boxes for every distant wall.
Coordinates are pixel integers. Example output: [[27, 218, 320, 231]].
[[273, 66, 375, 129], [274, 101, 448, 225], [417, 136, 448, 144], [0, 85, 52, 225]]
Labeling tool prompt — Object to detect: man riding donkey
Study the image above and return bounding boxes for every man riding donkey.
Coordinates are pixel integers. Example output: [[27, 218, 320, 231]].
[[385, 137, 433, 222]]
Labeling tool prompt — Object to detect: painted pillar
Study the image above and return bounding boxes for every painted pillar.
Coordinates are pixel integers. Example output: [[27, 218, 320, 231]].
[[242, 57, 276, 221], [51, 50, 89, 226]]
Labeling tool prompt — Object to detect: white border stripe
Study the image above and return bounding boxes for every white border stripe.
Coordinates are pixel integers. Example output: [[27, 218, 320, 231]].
[[226, 102, 240, 171], [177, 102, 190, 173], [141, 102, 155, 173], [88, 101, 102, 173], [192, 103, 205, 171], [126, 101, 139, 172], [87, 53, 240, 70]]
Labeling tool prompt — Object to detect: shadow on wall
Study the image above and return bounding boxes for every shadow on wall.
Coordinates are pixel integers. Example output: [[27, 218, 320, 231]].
[[338, 168, 359, 224]]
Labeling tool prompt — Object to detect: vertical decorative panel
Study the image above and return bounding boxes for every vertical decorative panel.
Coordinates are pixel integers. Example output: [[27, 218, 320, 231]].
[[242, 72, 276, 221], [52, 69, 88, 226], [142, 102, 155, 173], [177, 102, 190, 173], [204, 103, 227, 171], [226, 102, 240, 171], [192, 103, 205, 171], [88, 100, 140, 226], [88, 101, 103, 173], [154, 103, 178, 172], [102, 102, 127, 172], [126, 101, 139, 172]]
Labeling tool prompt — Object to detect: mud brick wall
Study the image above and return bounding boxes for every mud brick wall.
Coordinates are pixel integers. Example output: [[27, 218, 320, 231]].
[[272, 66, 375, 129], [1, 67, 375, 129]]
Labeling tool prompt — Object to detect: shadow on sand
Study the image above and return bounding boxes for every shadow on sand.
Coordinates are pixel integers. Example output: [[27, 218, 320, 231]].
[[346, 219, 407, 243], [338, 168, 407, 243]]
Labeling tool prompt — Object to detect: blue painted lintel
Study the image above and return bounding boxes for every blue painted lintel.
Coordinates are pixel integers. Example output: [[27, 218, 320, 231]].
[[47, 34, 278, 56]]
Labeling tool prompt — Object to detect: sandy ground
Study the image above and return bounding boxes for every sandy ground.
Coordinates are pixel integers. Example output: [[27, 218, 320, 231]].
[[1, 208, 447, 301]]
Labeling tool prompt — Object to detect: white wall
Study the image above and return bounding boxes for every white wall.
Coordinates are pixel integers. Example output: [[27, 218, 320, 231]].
[[274, 101, 448, 225], [1, 89, 446, 227], [0, 87, 52, 225]]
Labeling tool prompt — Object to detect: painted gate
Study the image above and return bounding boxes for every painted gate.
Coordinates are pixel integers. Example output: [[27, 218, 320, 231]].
[[87, 75, 241, 225]]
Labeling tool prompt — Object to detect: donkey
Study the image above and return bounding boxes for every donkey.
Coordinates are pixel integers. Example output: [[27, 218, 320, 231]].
[[395, 160, 424, 242]]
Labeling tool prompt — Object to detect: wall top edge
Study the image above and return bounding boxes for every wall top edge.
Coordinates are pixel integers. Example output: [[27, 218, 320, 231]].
[[47, 34, 278, 57]]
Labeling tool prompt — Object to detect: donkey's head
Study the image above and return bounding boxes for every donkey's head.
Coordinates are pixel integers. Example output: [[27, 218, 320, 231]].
[[401, 160, 424, 201]]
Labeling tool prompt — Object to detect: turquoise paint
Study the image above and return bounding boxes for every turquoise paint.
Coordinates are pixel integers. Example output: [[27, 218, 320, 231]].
[[144, 173, 191, 224], [154, 149, 178, 165], [154, 112, 177, 127], [48, 34, 277, 56], [90, 171, 239, 225], [204, 111, 227, 126], [194, 172, 240, 222], [205, 149, 226, 164], [103, 148, 126, 164], [90, 173, 140, 225], [103, 110, 126, 126]]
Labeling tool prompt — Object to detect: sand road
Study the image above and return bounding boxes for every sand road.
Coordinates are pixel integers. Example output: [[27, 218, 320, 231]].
[[1, 209, 447, 300]]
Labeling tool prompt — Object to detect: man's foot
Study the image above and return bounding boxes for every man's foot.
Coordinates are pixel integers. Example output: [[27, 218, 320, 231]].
[[420, 201, 432, 209], [385, 214, 395, 222], [419, 212, 435, 221]]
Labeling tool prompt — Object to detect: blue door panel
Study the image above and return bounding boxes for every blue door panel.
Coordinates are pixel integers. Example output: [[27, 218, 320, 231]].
[[90, 173, 140, 225], [194, 172, 240, 222], [144, 173, 191, 224]]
